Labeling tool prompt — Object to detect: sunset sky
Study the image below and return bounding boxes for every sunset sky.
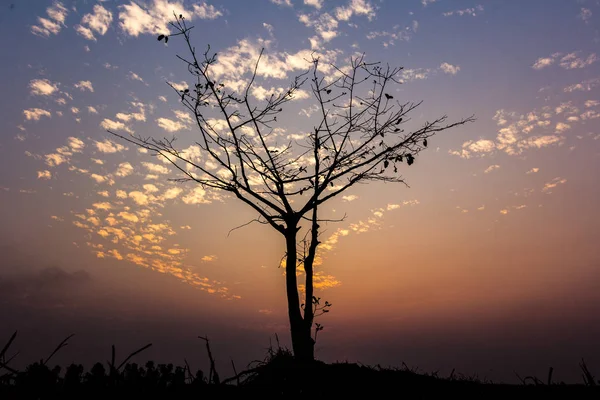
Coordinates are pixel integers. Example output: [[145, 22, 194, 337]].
[[1, 0, 599, 384]]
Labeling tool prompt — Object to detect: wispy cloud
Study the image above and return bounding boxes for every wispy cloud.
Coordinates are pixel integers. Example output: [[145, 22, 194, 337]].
[[75, 4, 113, 41], [31, 1, 68, 38]]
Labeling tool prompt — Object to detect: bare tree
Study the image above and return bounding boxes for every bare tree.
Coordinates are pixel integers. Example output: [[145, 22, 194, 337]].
[[109, 15, 475, 362]]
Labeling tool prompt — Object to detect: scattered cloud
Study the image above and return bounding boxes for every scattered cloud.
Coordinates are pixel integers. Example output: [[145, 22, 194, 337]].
[[443, 5, 483, 17], [37, 170, 52, 180], [270, 0, 293, 6], [31, 1, 68, 37], [23, 108, 51, 121], [304, 0, 323, 9], [579, 8, 592, 23], [100, 118, 133, 134], [439, 62, 460, 75], [115, 162, 134, 177], [564, 78, 600, 92], [542, 177, 567, 193], [533, 52, 597, 70], [526, 167, 539, 174], [128, 71, 145, 83], [94, 139, 127, 153], [75, 4, 113, 41], [29, 79, 59, 96], [74, 80, 94, 92], [335, 0, 376, 22], [118, 0, 224, 37], [484, 165, 500, 174], [156, 117, 189, 132]]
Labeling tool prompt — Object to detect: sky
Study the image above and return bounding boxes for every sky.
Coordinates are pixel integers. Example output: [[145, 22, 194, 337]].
[[1, 0, 599, 384]]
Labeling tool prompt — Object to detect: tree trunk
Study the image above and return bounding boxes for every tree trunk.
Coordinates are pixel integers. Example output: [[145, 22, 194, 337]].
[[284, 228, 315, 361]]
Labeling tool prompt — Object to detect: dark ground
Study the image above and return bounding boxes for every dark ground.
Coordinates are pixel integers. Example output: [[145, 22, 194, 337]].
[[2, 342, 600, 399]]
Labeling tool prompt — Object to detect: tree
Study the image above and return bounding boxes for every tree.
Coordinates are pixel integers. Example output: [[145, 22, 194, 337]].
[[109, 14, 475, 362]]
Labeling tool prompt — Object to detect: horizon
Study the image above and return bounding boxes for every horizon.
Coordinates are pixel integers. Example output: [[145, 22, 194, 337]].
[[1, 0, 599, 384]]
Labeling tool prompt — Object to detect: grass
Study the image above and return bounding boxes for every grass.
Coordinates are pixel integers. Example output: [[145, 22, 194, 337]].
[[1, 331, 600, 399]]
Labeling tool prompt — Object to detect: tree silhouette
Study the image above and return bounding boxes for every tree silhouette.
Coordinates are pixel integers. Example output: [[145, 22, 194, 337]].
[[109, 14, 475, 362]]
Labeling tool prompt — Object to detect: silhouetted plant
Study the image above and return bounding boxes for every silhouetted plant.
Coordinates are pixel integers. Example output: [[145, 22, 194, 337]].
[[108, 13, 475, 362]]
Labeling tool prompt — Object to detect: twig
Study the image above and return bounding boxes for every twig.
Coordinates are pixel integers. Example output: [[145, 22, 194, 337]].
[[0, 331, 17, 362], [44, 334, 74, 365], [199, 336, 220, 384], [116, 343, 153, 371], [231, 358, 239, 385]]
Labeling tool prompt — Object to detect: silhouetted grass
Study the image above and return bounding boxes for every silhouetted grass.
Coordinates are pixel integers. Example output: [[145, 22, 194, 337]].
[[1, 330, 600, 399]]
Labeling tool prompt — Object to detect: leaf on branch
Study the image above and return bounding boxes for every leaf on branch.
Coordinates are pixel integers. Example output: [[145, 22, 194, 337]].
[[164, 36, 169, 43], [326, 89, 332, 94], [406, 154, 414, 166], [383, 160, 389, 169], [385, 93, 393, 100], [423, 139, 428, 147], [157, 34, 165, 41], [396, 118, 402, 125]]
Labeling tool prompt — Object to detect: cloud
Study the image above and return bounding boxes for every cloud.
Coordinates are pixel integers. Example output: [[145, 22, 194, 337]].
[[29, 79, 59, 96], [128, 191, 149, 205], [88, 106, 99, 114], [182, 187, 210, 204], [579, 8, 592, 23], [484, 164, 500, 174], [401, 68, 433, 82], [299, 12, 339, 43], [304, 0, 323, 9], [542, 177, 567, 193], [449, 139, 495, 159], [162, 187, 183, 200], [192, 3, 223, 19], [31, 2, 68, 37], [201, 255, 217, 262], [75, 4, 113, 41], [526, 167, 539, 174], [37, 170, 52, 180], [118, 211, 139, 222], [45, 153, 68, 167], [74, 80, 94, 92], [142, 162, 169, 174], [555, 122, 571, 133], [0, 266, 92, 309], [533, 52, 597, 70], [564, 78, 600, 92], [342, 194, 358, 202], [421, 0, 437, 5], [23, 108, 51, 121], [115, 162, 134, 177], [443, 5, 483, 17], [439, 62, 460, 75], [559, 52, 597, 69], [366, 26, 413, 47], [335, 0, 376, 22], [100, 118, 133, 134], [94, 139, 127, 153], [156, 117, 188, 132], [128, 71, 145, 83], [118, 0, 224, 37], [67, 137, 85, 152], [270, 0, 292, 6]]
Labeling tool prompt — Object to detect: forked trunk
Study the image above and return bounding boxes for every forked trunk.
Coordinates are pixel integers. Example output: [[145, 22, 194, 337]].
[[284, 229, 315, 361]]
